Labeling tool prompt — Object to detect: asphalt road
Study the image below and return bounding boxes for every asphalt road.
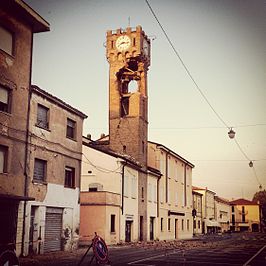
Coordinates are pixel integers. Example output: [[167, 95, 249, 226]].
[[20, 232, 266, 266]]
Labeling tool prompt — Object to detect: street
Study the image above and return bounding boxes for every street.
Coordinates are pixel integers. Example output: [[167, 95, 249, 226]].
[[20, 232, 266, 265]]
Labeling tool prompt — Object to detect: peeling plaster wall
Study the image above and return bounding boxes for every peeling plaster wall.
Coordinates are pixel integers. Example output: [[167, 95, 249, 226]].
[[23, 184, 80, 255]]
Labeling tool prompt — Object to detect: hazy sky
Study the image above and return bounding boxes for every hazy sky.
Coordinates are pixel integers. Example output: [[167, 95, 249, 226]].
[[25, 0, 266, 200]]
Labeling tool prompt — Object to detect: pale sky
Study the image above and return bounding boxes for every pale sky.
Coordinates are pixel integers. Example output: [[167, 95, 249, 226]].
[[25, 0, 266, 200]]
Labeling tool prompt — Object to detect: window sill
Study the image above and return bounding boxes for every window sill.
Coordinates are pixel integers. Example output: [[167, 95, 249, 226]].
[[66, 136, 77, 142], [32, 180, 47, 185], [35, 124, 51, 132], [64, 186, 76, 189], [110, 232, 116, 235]]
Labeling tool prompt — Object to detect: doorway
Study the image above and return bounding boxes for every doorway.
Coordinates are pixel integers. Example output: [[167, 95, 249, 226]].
[[175, 219, 178, 239], [139, 216, 143, 241], [150, 217, 154, 241], [125, 221, 132, 242]]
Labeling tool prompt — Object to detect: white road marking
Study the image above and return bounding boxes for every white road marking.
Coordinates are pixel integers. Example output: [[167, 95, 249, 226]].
[[243, 244, 266, 266], [127, 251, 177, 265]]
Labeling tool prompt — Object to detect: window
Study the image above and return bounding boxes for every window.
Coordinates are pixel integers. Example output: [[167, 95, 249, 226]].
[[161, 218, 163, 231], [89, 187, 97, 192], [242, 206, 245, 222], [66, 118, 76, 139], [187, 219, 190, 231], [153, 184, 157, 202], [0, 145, 8, 173], [160, 186, 164, 203], [37, 104, 49, 129], [33, 158, 46, 182], [181, 219, 184, 231], [0, 25, 13, 55], [193, 220, 196, 229], [198, 220, 200, 229], [111, 214, 115, 233], [175, 192, 178, 206], [141, 187, 144, 199], [168, 218, 171, 231], [124, 175, 129, 197], [120, 96, 129, 117], [148, 183, 152, 202], [0, 86, 10, 113], [231, 206, 235, 213], [131, 176, 137, 199], [65, 166, 75, 188]]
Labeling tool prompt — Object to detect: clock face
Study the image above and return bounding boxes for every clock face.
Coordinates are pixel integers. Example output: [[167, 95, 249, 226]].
[[116, 35, 131, 51]]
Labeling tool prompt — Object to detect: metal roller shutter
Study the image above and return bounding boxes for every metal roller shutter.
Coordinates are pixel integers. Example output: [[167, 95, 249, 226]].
[[44, 208, 63, 252]]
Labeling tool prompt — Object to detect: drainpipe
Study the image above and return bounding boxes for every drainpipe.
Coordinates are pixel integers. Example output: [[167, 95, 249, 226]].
[[157, 175, 161, 218], [165, 152, 168, 203], [21, 32, 33, 256], [184, 163, 187, 207], [121, 161, 127, 215]]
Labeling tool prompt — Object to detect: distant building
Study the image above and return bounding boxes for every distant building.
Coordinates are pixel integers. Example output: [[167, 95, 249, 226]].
[[230, 198, 260, 232], [192, 190, 203, 235], [193, 187, 219, 234], [148, 142, 194, 240], [22, 85, 87, 255], [214, 196, 230, 232], [0, 0, 49, 256]]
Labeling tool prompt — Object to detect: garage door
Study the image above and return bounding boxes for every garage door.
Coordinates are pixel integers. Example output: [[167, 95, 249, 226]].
[[44, 207, 63, 252]]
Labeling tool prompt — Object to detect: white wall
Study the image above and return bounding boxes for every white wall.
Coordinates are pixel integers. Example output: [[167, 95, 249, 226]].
[[23, 183, 80, 255]]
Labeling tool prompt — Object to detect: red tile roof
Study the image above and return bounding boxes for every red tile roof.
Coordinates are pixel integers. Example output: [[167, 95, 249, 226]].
[[230, 198, 258, 205]]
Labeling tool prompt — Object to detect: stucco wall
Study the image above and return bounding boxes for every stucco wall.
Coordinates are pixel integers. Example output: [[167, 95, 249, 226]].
[[0, 5, 32, 197]]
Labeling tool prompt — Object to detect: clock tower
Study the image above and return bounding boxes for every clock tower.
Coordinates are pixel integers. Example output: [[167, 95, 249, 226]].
[[106, 26, 151, 241]]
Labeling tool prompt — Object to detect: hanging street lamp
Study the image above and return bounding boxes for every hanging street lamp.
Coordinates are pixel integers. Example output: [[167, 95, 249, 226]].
[[228, 128, 236, 139]]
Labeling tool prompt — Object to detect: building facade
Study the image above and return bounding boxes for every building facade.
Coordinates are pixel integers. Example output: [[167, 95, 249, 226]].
[[148, 142, 194, 240], [193, 187, 219, 234], [230, 198, 260, 232], [214, 196, 230, 233], [192, 190, 203, 235], [80, 136, 141, 245], [21, 85, 87, 255], [0, 0, 49, 256]]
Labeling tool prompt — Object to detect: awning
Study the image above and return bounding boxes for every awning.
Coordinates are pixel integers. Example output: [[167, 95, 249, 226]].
[[205, 219, 221, 227], [0, 193, 35, 201]]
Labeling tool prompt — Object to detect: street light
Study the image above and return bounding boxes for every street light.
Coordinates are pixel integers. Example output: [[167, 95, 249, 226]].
[[228, 128, 235, 139], [249, 161, 253, 167]]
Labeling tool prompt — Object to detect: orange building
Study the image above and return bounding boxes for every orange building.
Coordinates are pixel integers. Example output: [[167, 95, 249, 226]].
[[230, 198, 260, 232]]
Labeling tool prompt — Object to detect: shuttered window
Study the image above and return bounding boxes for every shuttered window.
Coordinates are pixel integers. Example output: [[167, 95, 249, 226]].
[[33, 158, 46, 182], [65, 166, 75, 188], [0, 145, 8, 173], [0, 86, 10, 113], [111, 214, 115, 233], [66, 118, 76, 139], [0, 25, 13, 55], [37, 104, 49, 129]]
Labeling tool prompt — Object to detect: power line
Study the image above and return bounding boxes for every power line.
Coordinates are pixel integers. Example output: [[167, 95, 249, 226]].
[[145, 0, 229, 129], [149, 123, 266, 130], [145, 0, 264, 188]]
